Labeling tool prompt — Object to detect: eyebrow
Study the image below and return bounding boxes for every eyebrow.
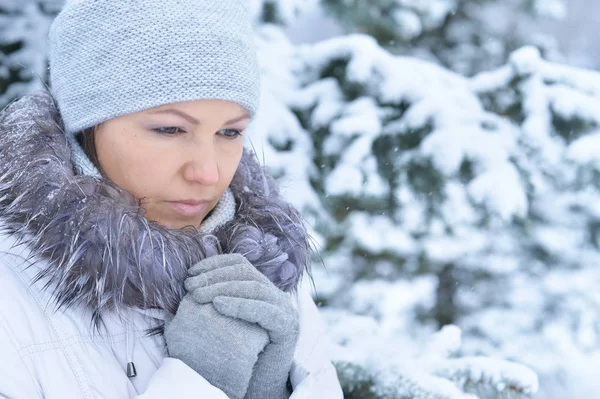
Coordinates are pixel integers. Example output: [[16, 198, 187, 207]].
[[150, 109, 251, 125]]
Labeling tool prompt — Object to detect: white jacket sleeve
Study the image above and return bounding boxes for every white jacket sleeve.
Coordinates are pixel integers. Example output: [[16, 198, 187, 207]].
[[136, 358, 229, 399], [0, 322, 43, 399], [289, 284, 343, 399]]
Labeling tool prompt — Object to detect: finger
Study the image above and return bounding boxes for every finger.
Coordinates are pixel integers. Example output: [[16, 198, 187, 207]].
[[190, 280, 283, 305], [187, 253, 249, 277], [213, 296, 298, 343], [185, 263, 273, 292]]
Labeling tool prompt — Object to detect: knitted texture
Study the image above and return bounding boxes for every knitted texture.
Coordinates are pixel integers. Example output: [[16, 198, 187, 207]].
[[49, 0, 260, 135], [199, 188, 236, 235]]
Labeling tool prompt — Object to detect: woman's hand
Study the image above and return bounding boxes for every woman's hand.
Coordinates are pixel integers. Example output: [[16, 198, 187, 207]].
[[185, 253, 300, 399], [164, 255, 271, 399]]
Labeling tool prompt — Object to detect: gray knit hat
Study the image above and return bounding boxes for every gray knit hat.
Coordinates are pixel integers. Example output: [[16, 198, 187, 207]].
[[49, 0, 260, 176]]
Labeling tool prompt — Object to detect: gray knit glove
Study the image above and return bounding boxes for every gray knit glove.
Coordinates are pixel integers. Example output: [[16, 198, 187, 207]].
[[164, 255, 270, 399], [185, 253, 300, 399]]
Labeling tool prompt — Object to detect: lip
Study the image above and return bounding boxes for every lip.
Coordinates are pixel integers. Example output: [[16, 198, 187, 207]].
[[167, 200, 209, 217]]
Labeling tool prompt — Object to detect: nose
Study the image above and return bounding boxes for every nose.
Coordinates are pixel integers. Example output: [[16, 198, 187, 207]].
[[182, 142, 219, 186]]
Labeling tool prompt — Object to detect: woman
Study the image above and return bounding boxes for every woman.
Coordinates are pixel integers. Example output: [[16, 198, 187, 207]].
[[0, 0, 342, 398]]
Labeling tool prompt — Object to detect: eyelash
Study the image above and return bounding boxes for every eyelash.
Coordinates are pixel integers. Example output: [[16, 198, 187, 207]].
[[152, 127, 243, 139]]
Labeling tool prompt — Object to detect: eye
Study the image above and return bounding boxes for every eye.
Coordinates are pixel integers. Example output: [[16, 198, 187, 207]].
[[218, 129, 243, 139], [152, 126, 185, 135]]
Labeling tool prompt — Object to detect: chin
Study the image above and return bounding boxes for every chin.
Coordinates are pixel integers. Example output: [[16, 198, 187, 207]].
[[144, 207, 206, 230], [168, 216, 206, 230]]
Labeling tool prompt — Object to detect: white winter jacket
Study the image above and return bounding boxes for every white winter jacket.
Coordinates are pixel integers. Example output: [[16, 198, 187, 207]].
[[0, 232, 342, 398]]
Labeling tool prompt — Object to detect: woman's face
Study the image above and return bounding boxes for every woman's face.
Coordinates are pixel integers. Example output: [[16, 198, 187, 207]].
[[94, 99, 249, 229]]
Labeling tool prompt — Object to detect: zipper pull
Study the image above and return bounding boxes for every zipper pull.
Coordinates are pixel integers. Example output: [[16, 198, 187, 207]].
[[127, 362, 137, 378]]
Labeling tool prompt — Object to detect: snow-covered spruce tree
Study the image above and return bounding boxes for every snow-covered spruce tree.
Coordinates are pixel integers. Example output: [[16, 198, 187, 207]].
[[251, 28, 540, 398], [253, 30, 600, 397], [0, 0, 59, 107], [320, 0, 566, 76], [465, 46, 600, 399]]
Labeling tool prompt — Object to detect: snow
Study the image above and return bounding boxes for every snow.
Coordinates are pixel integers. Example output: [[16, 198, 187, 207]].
[[424, 233, 487, 264], [468, 164, 528, 220], [469, 66, 515, 93], [415, 0, 458, 30], [509, 46, 544, 76], [392, 9, 422, 40], [532, 0, 567, 20], [548, 86, 600, 126], [348, 212, 417, 256], [331, 97, 381, 137], [326, 296, 539, 398], [567, 130, 600, 165], [0, 1, 54, 106]]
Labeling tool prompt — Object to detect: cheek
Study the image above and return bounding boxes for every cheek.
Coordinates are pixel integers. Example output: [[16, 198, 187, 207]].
[[97, 131, 171, 198], [218, 141, 244, 183]]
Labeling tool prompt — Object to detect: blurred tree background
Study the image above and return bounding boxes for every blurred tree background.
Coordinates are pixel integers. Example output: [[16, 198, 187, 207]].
[[321, 0, 566, 75]]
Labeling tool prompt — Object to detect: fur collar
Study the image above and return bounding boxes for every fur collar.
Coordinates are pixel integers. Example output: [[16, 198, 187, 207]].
[[0, 91, 310, 323]]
